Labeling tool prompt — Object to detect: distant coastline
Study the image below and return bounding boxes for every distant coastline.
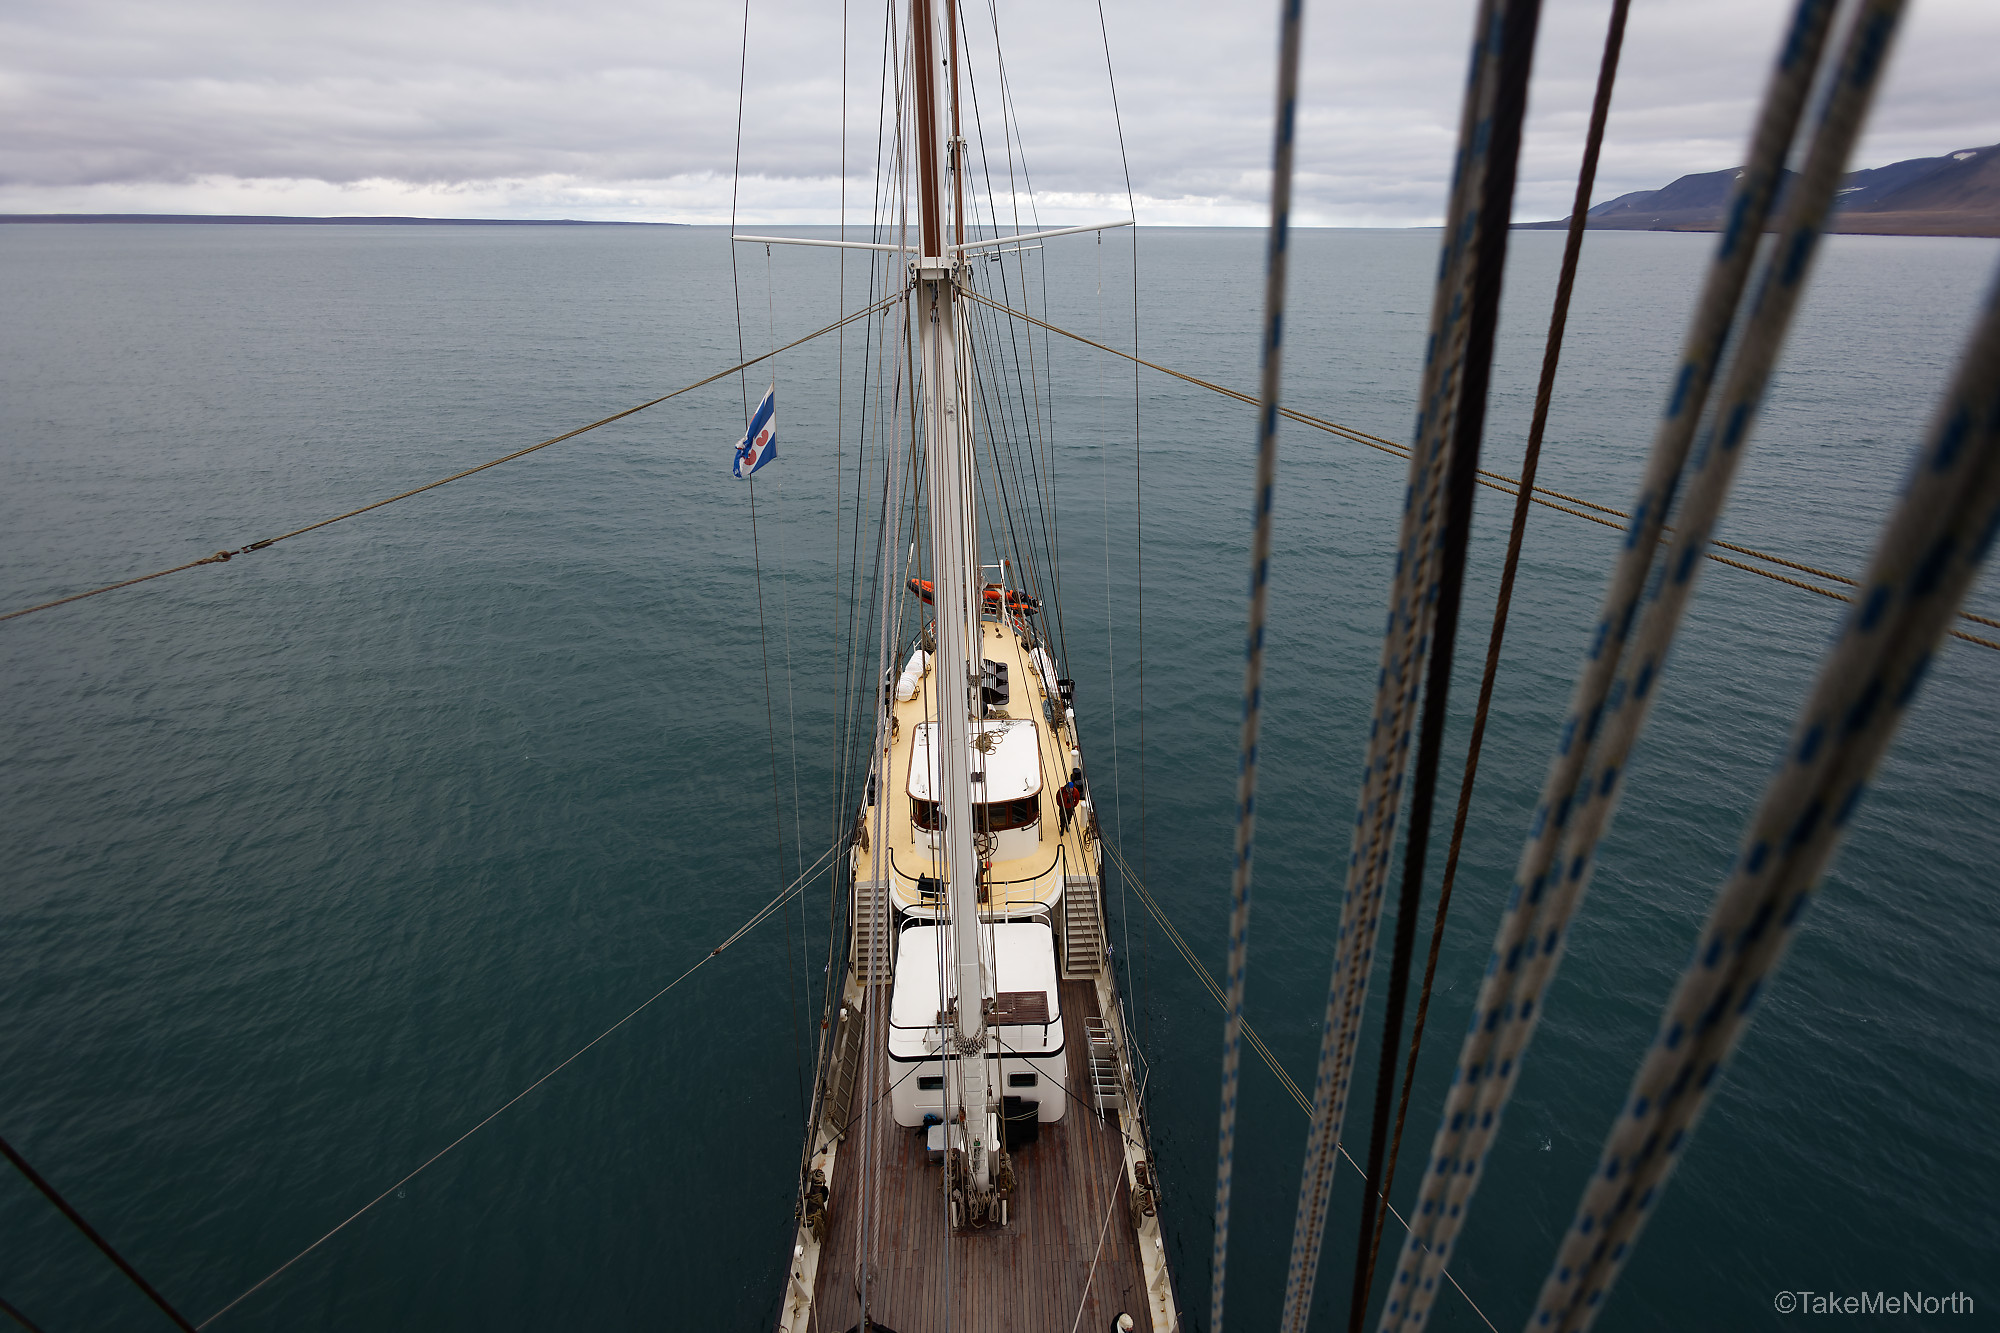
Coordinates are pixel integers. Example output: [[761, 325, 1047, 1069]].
[[1516, 212, 1998, 239], [1518, 143, 2000, 239], [0, 214, 683, 226]]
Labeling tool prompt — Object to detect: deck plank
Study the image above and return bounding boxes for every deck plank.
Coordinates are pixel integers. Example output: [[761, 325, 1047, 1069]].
[[811, 980, 1150, 1332]]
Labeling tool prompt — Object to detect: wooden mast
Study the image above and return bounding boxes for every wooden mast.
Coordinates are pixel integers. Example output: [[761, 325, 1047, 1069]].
[[948, 0, 965, 250], [912, 0, 995, 1212], [910, 0, 943, 260]]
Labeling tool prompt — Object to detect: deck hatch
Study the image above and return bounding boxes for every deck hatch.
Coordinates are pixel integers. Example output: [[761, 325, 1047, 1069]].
[[907, 718, 1043, 801], [980, 658, 1010, 707], [987, 990, 1050, 1025]]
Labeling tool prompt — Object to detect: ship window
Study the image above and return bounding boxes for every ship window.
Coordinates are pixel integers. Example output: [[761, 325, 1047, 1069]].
[[917, 797, 1038, 831], [975, 796, 1040, 832], [918, 1076, 944, 1091], [1007, 1072, 1039, 1088]]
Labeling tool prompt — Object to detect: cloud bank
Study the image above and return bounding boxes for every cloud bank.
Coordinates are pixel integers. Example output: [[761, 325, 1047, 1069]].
[[2, 0, 1995, 225]]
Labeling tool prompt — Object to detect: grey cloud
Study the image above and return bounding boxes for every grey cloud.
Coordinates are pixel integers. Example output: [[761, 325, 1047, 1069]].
[[1, 0, 1994, 223]]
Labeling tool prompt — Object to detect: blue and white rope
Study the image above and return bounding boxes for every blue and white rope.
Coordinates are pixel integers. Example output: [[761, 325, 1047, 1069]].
[[1532, 252, 1998, 1333], [1211, 1, 1306, 1329], [1378, 3, 1894, 1328], [1277, 2, 1531, 1326]]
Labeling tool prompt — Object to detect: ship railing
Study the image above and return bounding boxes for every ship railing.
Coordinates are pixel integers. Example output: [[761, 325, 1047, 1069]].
[[885, 842, 1068, 916]]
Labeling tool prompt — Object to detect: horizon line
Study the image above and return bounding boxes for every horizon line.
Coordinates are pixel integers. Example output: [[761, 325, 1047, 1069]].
[[0, 212, 1460, 229]]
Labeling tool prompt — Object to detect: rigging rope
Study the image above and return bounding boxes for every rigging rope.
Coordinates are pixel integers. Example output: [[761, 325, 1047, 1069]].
[[1381, 2, 1901, 1326], [1095, 228, 1126, 886], [734, 20, 818, 1152], [1067, 1154, 1132, 1333], [953, 289, 2000, 651], [744, 253, 809, 1134], [974, 0, 1074, 681], [1209, 1, 1306, 1328], [1095, 0, 1153, 1060], [954, 60, 1068, 654], [0, 1132, 198, 1332], [806, 0, 855, 1213], [1100, 840, 1500, 1333], [858, 130, 915, 1316], [1289, 2, 1539, 1328], [1366, 0, 1632, 1306], [730, 0, 754, 422], [748, 467, 808, 1132], [1341, 1, 1542, 1326], [0, 293, 902, 626], [199, 842, 838, 1328], [1536, 252, 2000, 1333], [0, 1294, 48, 1333], [806, 26, 897, 1204]]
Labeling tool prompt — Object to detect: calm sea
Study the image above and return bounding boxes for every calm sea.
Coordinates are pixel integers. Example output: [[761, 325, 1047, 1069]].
[[2, 223, 1996, 1331]]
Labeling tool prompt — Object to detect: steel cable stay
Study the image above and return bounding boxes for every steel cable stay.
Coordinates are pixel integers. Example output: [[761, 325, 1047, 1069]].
[[1066, 1154, 1132, 1333], [0, 1133, 199, 1331], [826, 0, 901, 869], [808, 49, 894, 1210], [953, 287, 2000, 652], [1094, 0, 1155, 1068], [819, 7, 1160, 1322], [827, 0, 851, 871], [965, 304, 1063, 656], [817, 3, 1125, 1313], [17, 10, 1973, 1327], [832, 41, 911, 1293], [1097, 841, 1500, 1333], [955, 46, 1071, 662], [811, 128, 903, 1227], [13, 273, 1981, 653], [196, 841, 840, 1329], [0, 1293, 50, 1333], [738, 282, 811, 1140], [859, 84, 922, 1305], [953, 46, 1046, 586], [0, 290, 905, 626], [730, 9, 808, 1150], [857, 200, 913, 1328]]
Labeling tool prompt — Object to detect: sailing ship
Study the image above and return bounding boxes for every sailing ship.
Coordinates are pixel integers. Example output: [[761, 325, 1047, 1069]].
[[739, 0, 2000, 1327], [5, 0, 1996, 1328], [740, 1, 1177, 1328]]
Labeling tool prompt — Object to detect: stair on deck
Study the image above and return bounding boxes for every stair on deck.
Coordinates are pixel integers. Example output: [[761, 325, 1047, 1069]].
[[1060, 874, 1104, 980]]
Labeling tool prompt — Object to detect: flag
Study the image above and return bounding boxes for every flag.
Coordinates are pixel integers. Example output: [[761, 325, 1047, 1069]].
[[732, 385, 778, 478]]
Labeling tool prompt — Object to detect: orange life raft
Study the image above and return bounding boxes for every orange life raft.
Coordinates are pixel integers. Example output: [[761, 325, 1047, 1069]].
[[906, 577, 1042, 614]]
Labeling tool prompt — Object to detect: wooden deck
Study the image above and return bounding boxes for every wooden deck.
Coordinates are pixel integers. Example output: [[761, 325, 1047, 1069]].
[[810, 980, 1151, 1332]]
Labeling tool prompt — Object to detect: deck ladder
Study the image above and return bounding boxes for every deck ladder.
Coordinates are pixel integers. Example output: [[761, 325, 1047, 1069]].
[[823, 1002, 865, 1133], [1060, 874, 1106, 979], [1084, 1016, 1123, 1115], [850, 879, 895, 984]]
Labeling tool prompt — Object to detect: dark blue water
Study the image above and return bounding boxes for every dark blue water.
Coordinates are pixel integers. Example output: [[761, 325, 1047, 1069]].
[[2, 224, 1995, 1331]]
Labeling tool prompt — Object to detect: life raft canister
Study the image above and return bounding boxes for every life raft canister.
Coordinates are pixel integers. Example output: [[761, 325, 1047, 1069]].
[[906, 577, 1042, 615]]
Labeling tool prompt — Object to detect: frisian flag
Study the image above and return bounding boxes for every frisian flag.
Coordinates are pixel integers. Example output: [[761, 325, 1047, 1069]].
[[732, 385, 778, 478]]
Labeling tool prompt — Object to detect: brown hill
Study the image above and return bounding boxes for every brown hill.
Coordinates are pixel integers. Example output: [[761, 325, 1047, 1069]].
[[1519, 145, 2000, 238]]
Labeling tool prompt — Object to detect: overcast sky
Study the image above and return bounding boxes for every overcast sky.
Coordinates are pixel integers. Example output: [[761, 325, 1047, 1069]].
[[1, 0, 1994, 226]]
